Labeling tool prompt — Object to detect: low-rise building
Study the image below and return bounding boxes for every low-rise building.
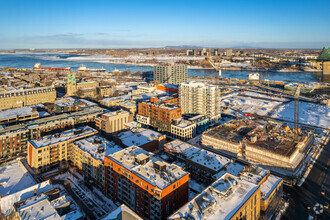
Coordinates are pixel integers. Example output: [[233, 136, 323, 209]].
[[117, 100, 137, 116], [102, 204, 143, 220], [202, 119, 314, 178], [28, 126, 98, 173], [0, 104, 49, 125], [170, 118, 196, 141], [169, 173, 260, 220], [164, 140, 230, 184], [104, 146, 189, 220], [239, 166, 283, 219], [137, 84, 156, 93], [95, 110, 133, 136], [55, 97, 97, 113], [13, 188, 83, 220], [113, 127, 166, 152], [0, 181, 54, 219], [183, 114, 210, 134], [0, 86, 56, 111], [0, 106, 105, 158]]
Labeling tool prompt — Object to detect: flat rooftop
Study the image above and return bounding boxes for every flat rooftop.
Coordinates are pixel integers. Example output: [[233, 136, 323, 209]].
[[172, 118, 194, 128], [205, 119, 308, 156], [0, 181, 53, 218], [239, 166, 269, 185], [74, 135, 122, 162], [0, 160, 36, 197], [165, 140, 231, 172], [55, 97, 97, 108], [169, 173, 259, 220], [30, 126, 97, 148], [115, 128, 163, 147], [260, 174, 282, 201], [0, 104, 49, 121], [108, 146, 188, 189], [164, 139, 195, 154], [184, 148, 231, 172]]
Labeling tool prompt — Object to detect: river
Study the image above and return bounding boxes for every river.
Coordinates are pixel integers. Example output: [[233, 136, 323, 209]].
[[0, 53, 322, 83]]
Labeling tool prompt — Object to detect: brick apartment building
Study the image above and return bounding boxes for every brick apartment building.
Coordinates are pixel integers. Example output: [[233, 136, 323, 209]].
[[137, 98, 182, 132], [104, 146, 189, 220]]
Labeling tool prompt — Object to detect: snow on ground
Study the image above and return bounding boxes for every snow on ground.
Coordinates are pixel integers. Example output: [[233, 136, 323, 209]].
[[0, 160, 36, 197], [272, 101, 330, 128], [221, 92, 284, 116]]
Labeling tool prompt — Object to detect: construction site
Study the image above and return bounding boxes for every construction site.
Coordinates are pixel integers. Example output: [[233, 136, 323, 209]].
[[201, 119, 314, 179]]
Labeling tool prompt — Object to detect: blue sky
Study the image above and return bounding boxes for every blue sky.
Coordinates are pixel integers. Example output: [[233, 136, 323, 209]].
[[0, 0, 329, 49]]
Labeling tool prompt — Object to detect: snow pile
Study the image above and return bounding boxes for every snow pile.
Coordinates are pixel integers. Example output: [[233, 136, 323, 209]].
[[272, 101, 330, 128]]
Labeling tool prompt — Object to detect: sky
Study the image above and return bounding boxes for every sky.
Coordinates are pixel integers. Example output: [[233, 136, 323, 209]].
[[0, 0, 329, 49]]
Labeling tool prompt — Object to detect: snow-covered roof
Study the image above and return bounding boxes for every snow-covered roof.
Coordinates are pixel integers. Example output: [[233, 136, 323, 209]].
[[172, 118, 195, 128], [184, 148, 231, 172], [0, 104, 48, 121], [102, 204, 142, 220], [239, 166, 269, 185], [115, 128, 163, 147], [55, 97, 96, 108], [213, 162, 245, 180], [74, 135, 122, 162], [17, 195, 60, 220], [0, 180, 53, 217], [0, 160, 36, 197], [30, 126, 97, 148], [16, 194, 83, 220], [108, 146, 188, 189], [164, 139, 194, 154], [165, 140, 231, 172], [169, 173, 259, 220], [260, 174, 282, 201]]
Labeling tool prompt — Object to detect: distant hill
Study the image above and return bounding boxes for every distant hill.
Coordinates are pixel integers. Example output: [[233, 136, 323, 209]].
[[163, 45, 203, 49]]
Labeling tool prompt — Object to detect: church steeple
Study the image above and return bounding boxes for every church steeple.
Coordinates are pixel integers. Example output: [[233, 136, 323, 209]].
[[71, 73, 76, 83], [67, 73, 72, 82]]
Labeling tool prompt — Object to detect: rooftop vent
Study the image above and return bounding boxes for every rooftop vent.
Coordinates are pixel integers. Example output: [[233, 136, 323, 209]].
[[98, 146, 105, 153], [154, 161, 166, 172], [94, 138, 102, 144]]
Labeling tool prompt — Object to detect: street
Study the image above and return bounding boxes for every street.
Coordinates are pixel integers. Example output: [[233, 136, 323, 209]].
[[282, 134, 330, 219]]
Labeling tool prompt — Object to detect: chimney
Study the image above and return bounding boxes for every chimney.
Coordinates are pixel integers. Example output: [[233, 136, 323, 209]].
[[34, 189, 37, 196]]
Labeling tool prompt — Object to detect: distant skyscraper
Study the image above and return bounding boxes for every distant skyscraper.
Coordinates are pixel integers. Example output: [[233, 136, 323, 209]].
[[153, 64, 187, 85], [226, 49, 233, 57], [201, 48, 207, 56], [180, 81, 221, 122]]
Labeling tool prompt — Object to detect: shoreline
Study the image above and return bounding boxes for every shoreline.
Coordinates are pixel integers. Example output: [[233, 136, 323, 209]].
[[108, 61, 321, 73]]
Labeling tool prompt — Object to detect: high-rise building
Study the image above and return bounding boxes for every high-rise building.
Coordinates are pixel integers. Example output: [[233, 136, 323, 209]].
[[104, 145, 189, 220], [226, 49, 233, 57], [180, 81, 221, 122], [153, 64, 187, 85]]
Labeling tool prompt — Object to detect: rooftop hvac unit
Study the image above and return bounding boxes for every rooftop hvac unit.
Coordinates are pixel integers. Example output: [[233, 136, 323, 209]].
[[94, 137, 102, 144], [97, 146, 105, 153]]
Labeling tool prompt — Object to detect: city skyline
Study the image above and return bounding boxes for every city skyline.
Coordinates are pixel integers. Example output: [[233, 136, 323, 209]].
[[1, 0, 330, 49]]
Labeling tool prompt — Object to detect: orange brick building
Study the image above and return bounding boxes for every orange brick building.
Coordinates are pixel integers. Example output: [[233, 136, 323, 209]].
[[137, 99, 182, 132], [104, 146, 189, 220]]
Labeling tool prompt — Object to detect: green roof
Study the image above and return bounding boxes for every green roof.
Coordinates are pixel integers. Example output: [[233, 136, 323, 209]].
[[317, 47, 330, 61]]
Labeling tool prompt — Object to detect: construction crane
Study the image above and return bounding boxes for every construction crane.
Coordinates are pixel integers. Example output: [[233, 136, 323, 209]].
[[294, 84, 301, 131]]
